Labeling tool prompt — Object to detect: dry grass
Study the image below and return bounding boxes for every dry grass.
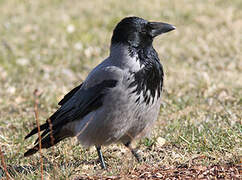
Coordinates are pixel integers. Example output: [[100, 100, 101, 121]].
[[0, 0, 241, 179]]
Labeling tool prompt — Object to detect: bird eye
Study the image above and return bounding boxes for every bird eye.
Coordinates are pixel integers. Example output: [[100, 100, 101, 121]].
[[141, 30, 147, 34], [140, 24, 150, 35], [140, 26, 148, 34]]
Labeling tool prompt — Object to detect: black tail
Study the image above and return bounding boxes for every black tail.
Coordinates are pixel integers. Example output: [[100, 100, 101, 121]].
[[25, 123, 48, 139], [25, 106, 62, 140], [24, 131, 68, 157], [24, 107, 70, 156]]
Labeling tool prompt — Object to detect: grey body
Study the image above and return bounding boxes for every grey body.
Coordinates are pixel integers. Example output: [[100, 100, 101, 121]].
[[72, 44, 161, 147]]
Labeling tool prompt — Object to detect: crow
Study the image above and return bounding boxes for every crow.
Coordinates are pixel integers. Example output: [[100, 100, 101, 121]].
[[24, 16, 175, 169]]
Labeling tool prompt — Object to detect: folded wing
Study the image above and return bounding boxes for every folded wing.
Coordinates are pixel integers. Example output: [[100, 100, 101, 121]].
[[24, 80, 117, 156]]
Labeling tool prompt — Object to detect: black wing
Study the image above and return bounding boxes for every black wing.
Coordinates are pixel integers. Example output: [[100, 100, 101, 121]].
[[25, 83, 83, 139], [24, 80, 117, 156], [58, 83, 83, 106]]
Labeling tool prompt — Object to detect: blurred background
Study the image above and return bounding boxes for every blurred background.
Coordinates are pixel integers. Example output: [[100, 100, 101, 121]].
[[0, 0, 241, 178]]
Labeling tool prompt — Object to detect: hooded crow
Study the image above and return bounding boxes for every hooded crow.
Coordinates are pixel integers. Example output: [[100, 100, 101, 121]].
[[24, 16, 175, 169]]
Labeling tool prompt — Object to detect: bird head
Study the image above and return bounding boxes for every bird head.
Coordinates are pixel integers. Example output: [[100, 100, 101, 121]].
[[111, 16, 175, 48]]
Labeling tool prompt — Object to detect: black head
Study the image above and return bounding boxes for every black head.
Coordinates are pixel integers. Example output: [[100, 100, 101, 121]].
[[111, 16, 175, 48]]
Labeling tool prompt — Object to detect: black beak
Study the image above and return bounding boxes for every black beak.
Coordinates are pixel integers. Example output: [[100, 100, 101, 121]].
[[148, 22, 176, 38]]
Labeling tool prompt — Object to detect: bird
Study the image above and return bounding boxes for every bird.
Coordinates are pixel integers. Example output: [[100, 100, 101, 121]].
[[24, 16, 175, 169]]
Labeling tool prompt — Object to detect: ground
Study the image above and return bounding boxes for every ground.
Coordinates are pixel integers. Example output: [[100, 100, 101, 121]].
[[0, 0, 241, 179]]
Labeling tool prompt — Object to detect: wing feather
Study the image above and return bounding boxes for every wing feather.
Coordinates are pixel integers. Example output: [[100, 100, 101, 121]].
[[58, 83, 83, 106], [24, 80, 117, 156]]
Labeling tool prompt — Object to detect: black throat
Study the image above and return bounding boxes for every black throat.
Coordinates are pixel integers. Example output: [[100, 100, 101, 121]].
[[128, 45, 164, 105]]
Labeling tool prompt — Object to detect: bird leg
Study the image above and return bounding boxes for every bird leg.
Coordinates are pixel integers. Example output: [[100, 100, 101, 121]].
[[96, 146, 106, 169], [124, 141, 142, 162]]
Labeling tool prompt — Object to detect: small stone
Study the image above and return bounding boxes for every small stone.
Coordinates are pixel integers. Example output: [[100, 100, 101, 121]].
[[74, 42, 83, 50], [7, 86, 16, 94], [16, 58, 29, 66], [67, 24, 75, 33], [156, 137, 166, 147]]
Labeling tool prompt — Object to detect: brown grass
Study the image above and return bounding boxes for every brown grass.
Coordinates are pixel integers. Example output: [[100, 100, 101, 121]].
[[33, 89, 43, 180], [0, 145, 11, 180]]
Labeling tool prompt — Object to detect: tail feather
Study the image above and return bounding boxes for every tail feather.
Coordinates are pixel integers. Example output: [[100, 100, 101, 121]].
[[24, 146, 39, 157], [34, 129, 50, 144], [24, 100, 73, 156], [25, 123, 48, 139], [25, 109, 60, 140], [24, 131, 70, 157]]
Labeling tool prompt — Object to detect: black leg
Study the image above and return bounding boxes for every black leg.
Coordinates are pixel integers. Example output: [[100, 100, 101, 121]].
[[124, 141, 142, 162], [96, 146, 106, 169]]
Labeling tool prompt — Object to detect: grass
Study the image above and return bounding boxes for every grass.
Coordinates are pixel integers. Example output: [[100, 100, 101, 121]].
[[0, 0, 241, 179]]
